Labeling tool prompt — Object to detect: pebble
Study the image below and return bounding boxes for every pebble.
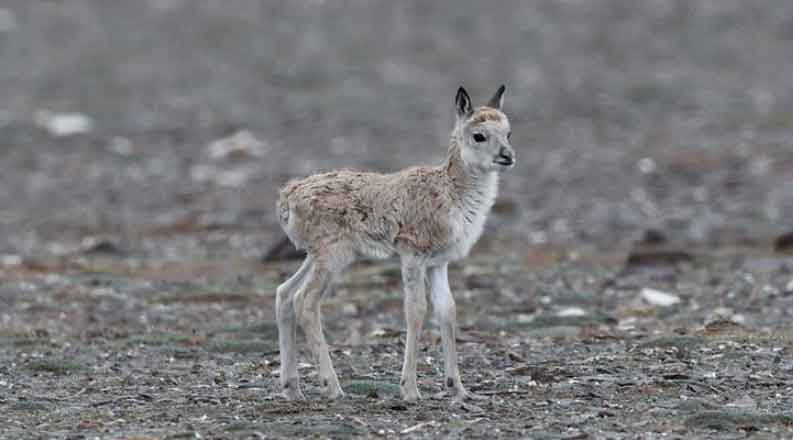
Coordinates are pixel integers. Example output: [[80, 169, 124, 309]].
[[708, 306, 746, 325], [35, 110, 94, 137], [1, 254, 22, 266], [108, 136, 134, 156], [556, 306, 588, 317], [636, 157, 656, 174], [207, 130, 267, 160], [726, 395, 757, 410], [640, 287, 680, 307], [711, 306, 733, 319]]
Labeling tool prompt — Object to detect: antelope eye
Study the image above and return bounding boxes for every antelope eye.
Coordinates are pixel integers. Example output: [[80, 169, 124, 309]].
[[507, 131, 512, 140], [473, 133, 487, 143]]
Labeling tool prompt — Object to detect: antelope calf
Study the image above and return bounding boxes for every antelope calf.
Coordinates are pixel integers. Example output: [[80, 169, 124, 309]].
[[275, 85, 515, 402]]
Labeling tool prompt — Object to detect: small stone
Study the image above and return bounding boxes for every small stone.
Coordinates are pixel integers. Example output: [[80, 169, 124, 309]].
[[207, 130, 268, 160], [749, 156, 771, 176], [640, 288, 680, 307], [637, 157, 656, 174], [640, 228, 667, 246], [80, 237, 125, 256], [108, 137, 134, 156], [692, 186, 708, 202], [528, 230, 548, 245], [726, 395, 757, 410], [711, 307, 733, 319], [35, 110, 94, 137], [1, 254, 22, 266], [556, 306, 587, 317], [774, 231, 793, 253]]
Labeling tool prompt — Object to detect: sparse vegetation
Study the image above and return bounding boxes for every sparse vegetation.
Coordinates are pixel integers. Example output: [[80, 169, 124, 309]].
[[25, 358, 83, 375]]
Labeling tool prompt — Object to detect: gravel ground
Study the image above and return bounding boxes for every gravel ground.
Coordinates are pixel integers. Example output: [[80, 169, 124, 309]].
[[2, 1, 793, 438], [1, 250, 793, 439]]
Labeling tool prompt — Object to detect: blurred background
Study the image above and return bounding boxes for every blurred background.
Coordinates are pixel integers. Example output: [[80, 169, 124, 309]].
[[2, 0, 793, 261]]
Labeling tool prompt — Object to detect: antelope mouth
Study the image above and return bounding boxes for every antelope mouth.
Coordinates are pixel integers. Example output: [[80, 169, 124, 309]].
[[493, 156, 515, 167]]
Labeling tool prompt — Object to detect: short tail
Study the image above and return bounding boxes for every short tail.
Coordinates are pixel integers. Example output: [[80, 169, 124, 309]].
[[276, 191, 290, 229]]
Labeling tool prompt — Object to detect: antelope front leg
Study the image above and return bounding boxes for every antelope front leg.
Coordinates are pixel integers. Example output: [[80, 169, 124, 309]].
[[294, 262, 344, 399], [400, 261, 427, 401], [428, 264, 486, 402]]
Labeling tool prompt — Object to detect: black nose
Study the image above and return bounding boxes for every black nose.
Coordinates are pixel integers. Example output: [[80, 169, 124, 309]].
[[495, 146, 515, 166]]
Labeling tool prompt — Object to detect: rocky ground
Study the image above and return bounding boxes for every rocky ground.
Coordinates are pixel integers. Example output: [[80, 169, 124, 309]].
[[1, 247, 793, 439], [2, 1, 793, 439]]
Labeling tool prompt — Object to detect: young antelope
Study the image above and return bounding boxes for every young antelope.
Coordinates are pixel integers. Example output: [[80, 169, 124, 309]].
[[275, 85, 515, 402]]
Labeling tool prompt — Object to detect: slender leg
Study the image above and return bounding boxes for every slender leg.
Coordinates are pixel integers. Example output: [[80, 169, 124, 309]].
[[275, 257, 312, 400], [400, 260, 427, 401], [294, 262, 344, 399], [428, 264, 486, 401]]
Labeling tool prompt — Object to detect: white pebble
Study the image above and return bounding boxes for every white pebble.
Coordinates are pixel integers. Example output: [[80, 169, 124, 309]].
[[1, 254, 22, 266], [640, 287, 680, 307], [556, 306, 587, 317], [637, 157, 656, 174], [35, 110, 94, 137], [207, 130, 267, 160]]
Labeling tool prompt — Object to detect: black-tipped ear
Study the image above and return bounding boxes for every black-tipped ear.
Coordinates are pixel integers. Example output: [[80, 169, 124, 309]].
[[455, 86, 473, 119], [487, 84, 506, 109]]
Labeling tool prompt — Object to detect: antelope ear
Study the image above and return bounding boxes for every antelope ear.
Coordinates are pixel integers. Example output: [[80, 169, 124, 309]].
[[455, 86, 473, 119], [487, 84, 506, 109]]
